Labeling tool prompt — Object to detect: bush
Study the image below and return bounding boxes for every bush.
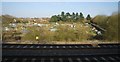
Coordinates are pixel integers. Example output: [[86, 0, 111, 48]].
[[92, 13, 118, 41], [22, 23, 95, 43], [54, 24, 94, 41], [92, 15, 108, 29], [104, 13, 118, 41]]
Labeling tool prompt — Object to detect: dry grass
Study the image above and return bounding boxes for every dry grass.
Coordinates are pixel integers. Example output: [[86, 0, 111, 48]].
[[19, 22, 96, 44]]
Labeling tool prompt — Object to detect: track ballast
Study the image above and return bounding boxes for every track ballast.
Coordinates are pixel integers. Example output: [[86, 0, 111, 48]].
[[2, 43, 120, 62]]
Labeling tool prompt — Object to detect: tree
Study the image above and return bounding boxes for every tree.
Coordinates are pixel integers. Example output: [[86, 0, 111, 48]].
[[61, 11, 65, 17], [75, 12, 79, 21], [49, 15, 60, 22], [60, 11, 67, 21], [71, 12, 76, 21], [79, 12, 84, 21], [72, 12, 75, 16], [76, 13, 79, 17], [80, 12, 84, 18], [65, 12, 71, 21], [86, 14, 91, 20], [66, 12, 71, 18]]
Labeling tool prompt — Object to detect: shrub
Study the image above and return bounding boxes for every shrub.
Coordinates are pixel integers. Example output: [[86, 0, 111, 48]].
[[92, 15, 108, 29], [104, 13, 118, 41], [92, 13, 118, 41]]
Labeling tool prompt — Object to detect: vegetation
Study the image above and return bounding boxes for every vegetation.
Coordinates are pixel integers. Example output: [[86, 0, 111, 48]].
[[2, 15, 16, 27], [1, 11, 119, 44], [22, 23, 95, 44], [0, 16, 1, 40], [86, 14, 91, 20], [92, 15, 108, 29], [104, 13, 118, 41], [92, 12, 118, 41], [50, 12, 85, 22]]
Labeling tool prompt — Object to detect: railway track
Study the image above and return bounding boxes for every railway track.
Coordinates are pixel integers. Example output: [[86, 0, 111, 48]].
[[2, 43, 120, 62], [3, 54, 120, 62], [2, 43, 120, 49]]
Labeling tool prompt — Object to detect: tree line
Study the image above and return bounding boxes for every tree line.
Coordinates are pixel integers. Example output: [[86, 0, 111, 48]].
[[50, 11, 91, 22]]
